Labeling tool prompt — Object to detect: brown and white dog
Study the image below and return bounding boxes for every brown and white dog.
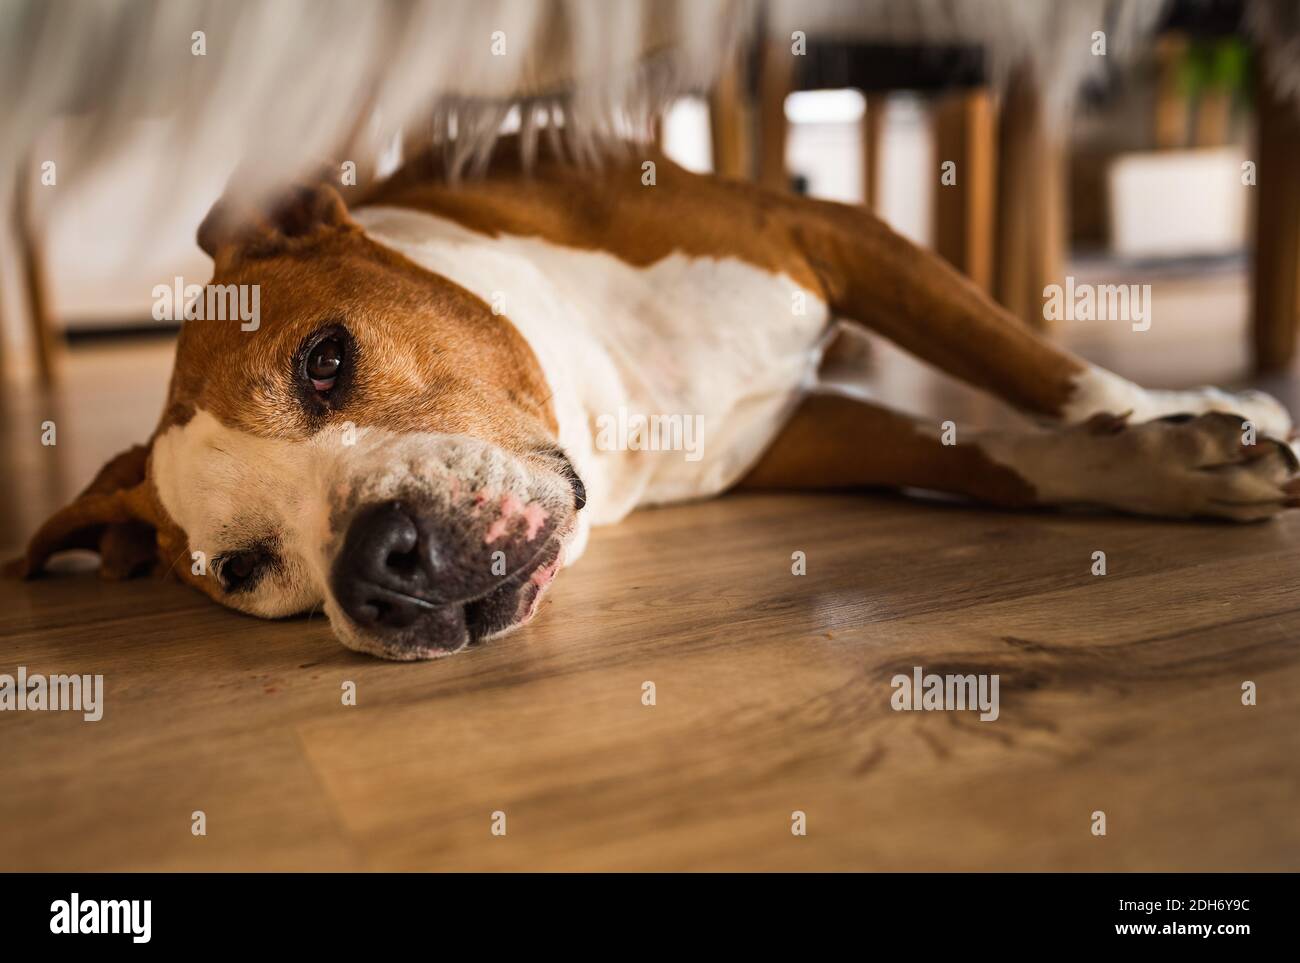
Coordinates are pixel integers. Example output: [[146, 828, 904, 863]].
[[15, 143, 1300, 660]]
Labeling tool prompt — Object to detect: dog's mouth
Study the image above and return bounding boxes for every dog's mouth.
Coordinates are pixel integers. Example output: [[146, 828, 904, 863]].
[[333, 532, 564, 661], [466, 534, 563, 637], [322, 444, 582, 661]]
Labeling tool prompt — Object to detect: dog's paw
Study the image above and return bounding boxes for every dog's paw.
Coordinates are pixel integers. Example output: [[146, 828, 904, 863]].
[[1139, 386, 1293, 441], [1074, 411, 1300, 521]]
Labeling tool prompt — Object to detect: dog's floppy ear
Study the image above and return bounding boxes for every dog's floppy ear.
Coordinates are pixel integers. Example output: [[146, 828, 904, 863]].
[[7, 444, 164, 580], [197, 171, 357, 263]]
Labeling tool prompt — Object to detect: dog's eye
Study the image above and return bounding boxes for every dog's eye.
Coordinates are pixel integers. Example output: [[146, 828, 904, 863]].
[[306, 337, 344, 391], [295, 324, 353, 415], [218, 550, 265, 592]]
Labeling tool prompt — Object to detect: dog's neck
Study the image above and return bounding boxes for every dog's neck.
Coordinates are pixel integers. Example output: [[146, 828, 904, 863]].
[[351, 203, 831, 555]]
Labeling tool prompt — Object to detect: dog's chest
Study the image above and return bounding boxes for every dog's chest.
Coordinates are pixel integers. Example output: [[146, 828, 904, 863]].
[[354, 205, 830, 527]]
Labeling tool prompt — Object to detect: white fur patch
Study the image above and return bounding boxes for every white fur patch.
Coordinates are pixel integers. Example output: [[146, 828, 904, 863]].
[[151, 410, 573, 647], [352, 205, 832, 536], [152, 410, 327, 617], [1062, 364, 1293, 438]]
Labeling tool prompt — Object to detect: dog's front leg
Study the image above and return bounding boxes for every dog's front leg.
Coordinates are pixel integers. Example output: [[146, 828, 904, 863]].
[[776, 192, 1293, 439]]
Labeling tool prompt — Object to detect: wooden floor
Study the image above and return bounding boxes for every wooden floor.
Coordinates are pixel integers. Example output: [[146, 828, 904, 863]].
[[1, 271, 1299, 871]]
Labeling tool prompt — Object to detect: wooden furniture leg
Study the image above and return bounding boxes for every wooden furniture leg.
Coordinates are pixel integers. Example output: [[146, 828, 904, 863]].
[[994, 65, 1066, 330], [708, 45, 752, 181], [1154, 34, 1190, 150], [862, 94, 886, 211], [932, 87, 996, 293], [14, 153, 60, 385], [1251, 60, 1300, 373], [756, 39, 794, 191]]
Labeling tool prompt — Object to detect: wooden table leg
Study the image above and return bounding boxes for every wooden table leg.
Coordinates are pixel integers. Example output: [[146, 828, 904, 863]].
[[994, 65, 1067, 330], [14, 153, 61, 385], [862, 94, 887, 211], [1154, 34, 1190, 150], [932, 87, 996, 293], [756, 39, 793, 191], [709, 45, 753, 181], [1251, 61, 1300, 374]]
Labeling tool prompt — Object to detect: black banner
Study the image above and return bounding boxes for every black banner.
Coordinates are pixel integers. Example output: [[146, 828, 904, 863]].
[[0, 872, 1286, 948]]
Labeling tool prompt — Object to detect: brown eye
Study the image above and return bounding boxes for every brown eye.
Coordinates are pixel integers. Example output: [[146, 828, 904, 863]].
[[296, 324, 354, 414], [306, 337, 343, 390]]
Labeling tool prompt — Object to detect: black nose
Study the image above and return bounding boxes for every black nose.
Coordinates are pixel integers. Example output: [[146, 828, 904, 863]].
[[331, 501, 433, 629], [331, 499, 520, 635], [331, 496, 566, 654]]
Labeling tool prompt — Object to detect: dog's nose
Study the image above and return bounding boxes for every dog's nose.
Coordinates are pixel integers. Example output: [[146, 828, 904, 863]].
[[331, 498, 530, 634], [330, 493, 565, 655], [331, 500, 433, 629]]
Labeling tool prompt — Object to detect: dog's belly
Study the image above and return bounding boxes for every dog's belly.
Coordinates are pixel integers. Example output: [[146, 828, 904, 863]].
[[354, 206, 830, 534]]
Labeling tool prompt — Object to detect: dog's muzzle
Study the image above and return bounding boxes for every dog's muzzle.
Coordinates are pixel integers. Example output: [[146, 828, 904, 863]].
[[330, 498, 564, 657]]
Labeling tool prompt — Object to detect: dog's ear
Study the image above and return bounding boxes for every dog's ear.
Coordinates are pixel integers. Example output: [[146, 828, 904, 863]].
[[198, 171, 357, 263], [7, 444, 164, 580]]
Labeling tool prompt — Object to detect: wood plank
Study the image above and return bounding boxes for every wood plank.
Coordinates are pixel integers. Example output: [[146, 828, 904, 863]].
[[2, 492, 1297, 870], [1, 260, 1297, 872]]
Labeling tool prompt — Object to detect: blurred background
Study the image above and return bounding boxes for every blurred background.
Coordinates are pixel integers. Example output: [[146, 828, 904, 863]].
[[1, 0, 1298, 548]]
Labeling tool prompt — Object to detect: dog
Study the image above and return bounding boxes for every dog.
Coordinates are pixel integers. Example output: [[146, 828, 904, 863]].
[[14, 142, 1300, 660]]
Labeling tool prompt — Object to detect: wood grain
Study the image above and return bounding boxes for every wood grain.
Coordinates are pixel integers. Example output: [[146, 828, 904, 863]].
[[1, 488, 1298, 870], [1, 278, 1297, 871]]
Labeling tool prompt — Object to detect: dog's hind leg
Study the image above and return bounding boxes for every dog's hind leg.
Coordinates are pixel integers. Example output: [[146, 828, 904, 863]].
[[740, 393, 1300, 522], [778, 193, 1292, 438]]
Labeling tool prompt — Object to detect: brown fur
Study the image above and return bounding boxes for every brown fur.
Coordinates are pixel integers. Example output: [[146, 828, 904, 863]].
[[363, 142, 1090, 416], [9, 444, 165, 578], [16, 140, 1231, 582], [21, 171, 563, 580], [741, 394, 1039, 507]]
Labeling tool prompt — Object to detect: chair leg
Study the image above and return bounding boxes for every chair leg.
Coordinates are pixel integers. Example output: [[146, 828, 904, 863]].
[[14, 154, 60, 385], [861, 94, 886, 211], [994, 64, 1066, 330], [932, 87, 996, 293], [1251, 60, 1300, 374], [1153, 34, 1190, 150], [708, 44, 752, 181], [756, 39, 793, 191]]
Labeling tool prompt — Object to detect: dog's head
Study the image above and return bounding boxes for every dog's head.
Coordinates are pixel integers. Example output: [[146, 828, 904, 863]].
[[17, 178, 585, 660]]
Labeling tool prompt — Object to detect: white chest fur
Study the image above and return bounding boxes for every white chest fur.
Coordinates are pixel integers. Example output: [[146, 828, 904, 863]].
[[353, 206, 831, 531]]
